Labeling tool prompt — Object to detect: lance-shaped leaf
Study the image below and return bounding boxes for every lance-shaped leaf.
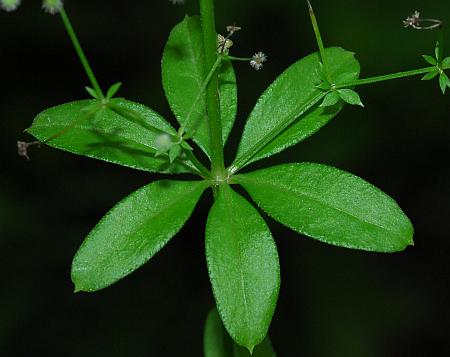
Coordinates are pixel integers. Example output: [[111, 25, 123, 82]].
[[205, 185, 280, 352], [26, 99, 197, 174], [234, 163, 414, 252], [231, 47, 359, 172], [71, 180, 207, 292], [204, 307, 277, 357], [162, 15, 237, 157]]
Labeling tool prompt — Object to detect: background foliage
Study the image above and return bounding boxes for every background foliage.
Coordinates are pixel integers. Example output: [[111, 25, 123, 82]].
[[1, 0, 449, 355]]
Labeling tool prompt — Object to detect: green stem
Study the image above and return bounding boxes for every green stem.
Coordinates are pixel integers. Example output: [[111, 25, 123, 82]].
[[335, 66, 437, 89], [60, 9, 105, 100], [438, 27, 445, 64], [307, 0, 333, 83], [181, 55, 223, 138], [199, 0, 226, 180], [226, 55, 252, 62], [185, 150, 213, 179]]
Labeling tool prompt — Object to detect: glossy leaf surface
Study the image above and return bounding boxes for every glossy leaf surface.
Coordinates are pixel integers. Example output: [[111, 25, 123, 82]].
[[205, 185, 280, 352], [27, 99, 197, 174], [235, 163, 414, 252], [162, 15, 237, 157], [204, 307, 276, 357], [231, 47, 359, 171], [71, 180, 207, 292]]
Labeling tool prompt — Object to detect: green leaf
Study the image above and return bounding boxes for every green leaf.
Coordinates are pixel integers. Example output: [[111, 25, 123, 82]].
[[231, 47, 360, 171], [26, 99, 197, 174], [106, 82, 122, 99], [169, 144, 182, 163], [333, 71, 359, 84], [337, 89, 364, 107], [435, 41, 440, 62], [204, 307, 277, 357], [162, 15, 237, 158], [316, 81, 331, 91], [204, 307, 235, 357], [422, 55, 437, 66], [71, 180, 207, 292], [442, 56, 450, 68], [85, 86, 98, 99], [439, 72, 449, 94], [319, 91, 340, 107], [421, 70, 439, 81], [234, 163, 414, 252], [205, 185, 280, 352]]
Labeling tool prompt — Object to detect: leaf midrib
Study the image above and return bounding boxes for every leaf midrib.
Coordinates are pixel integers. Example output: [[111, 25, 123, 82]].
[[239, 176, 396, 234], [222, 188, 251, 334], [83, 182, 205, 272], [30, 122, 159, 152]]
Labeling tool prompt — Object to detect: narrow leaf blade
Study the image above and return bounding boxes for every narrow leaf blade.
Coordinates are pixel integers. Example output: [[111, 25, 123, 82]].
[[26, 99, 197, 174], [235, 163, 414, 252], [439, 73, 448, 94], [85, 86, 98, 99], [72, 180, 207, 292], [442, 57, 450, 67], [421, 70, 439, 81], [206, 185, 280, 352], [162, 15, 237, 157], [422, 55, 437, 65], [232, 47, 360, 170], [106, 82, 122, 99], [337, 89, 364, 107], [319, 91, 340, 107]]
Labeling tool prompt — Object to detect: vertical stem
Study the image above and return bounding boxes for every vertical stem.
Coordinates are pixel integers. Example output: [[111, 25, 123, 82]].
[[60, 9, 105, 100], [307, 0, 333, 83], [438, 26, 445, 64], [199, 0, 226, 180]]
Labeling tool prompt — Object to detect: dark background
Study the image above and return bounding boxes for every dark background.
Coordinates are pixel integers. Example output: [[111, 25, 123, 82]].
[[1, 0, 449, 356]]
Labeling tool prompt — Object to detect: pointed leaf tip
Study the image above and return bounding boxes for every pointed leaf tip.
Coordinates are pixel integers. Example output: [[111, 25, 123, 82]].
[[337, 89, 364, 107], [422, 55, 437, 66], [85, 86, 98, 99], [206, 185, 280, 350], [106, 82, 122, 99], [235, 164, 414, 253]]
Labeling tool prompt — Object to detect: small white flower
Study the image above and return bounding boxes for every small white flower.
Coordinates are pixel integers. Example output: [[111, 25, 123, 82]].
[[0, 0, 21, 12], [154, 133, 174, 153], [42, 0, 64, 15], [250, 51, 268, 71]]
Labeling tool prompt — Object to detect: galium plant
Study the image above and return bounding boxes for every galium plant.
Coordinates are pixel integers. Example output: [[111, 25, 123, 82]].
[[6, 0, 450, 354]]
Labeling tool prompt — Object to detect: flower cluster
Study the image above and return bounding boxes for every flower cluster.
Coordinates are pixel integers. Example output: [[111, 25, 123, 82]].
[[250, 51, 268, 71], [42, 0, 63, 15], [1, 0, 63, 13], [0, 0, 21, 12]]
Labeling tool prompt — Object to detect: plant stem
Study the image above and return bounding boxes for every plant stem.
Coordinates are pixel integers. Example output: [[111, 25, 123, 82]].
[[60, 9, 105, 100], [185, 150, 213, 179], [438, 26, 445, 64], [181, 56, 223, 138], [199, 0, 226, 180], [335, 66, 437, 89], [307, 0, 333, 83], [226, 55, 252, 62]]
